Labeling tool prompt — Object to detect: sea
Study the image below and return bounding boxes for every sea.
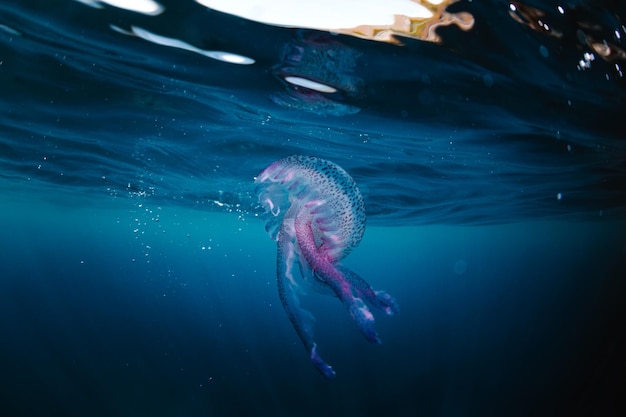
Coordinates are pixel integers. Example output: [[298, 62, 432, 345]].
[[1, 0, 625, 416]]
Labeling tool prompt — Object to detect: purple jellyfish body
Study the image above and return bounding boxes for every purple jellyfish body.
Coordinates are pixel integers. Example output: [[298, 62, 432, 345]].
[[255, 155, 398, 378]]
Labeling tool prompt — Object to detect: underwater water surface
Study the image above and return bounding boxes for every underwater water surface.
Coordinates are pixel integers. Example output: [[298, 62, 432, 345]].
[[1, 0, 625, 416]]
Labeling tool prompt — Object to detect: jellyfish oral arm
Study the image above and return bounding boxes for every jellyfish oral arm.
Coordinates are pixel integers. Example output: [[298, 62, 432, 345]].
[[336, 266, 400, 317], [276, 216, 337, 379], [294, 211, 382, 344]]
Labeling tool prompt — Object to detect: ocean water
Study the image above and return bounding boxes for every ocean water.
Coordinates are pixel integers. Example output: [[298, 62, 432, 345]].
[[1, 0, 625, 416]]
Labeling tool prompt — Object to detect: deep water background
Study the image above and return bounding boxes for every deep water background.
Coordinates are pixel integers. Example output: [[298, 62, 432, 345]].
[[1, 0, 626, 416], [1, 198, 625, 416]]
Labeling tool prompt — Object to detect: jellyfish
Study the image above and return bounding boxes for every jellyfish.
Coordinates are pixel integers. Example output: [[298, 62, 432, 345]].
[[255, 155, 398, 379]]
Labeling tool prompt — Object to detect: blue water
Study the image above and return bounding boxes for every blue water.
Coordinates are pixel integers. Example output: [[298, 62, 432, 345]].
[[1, 0, 625, 416]]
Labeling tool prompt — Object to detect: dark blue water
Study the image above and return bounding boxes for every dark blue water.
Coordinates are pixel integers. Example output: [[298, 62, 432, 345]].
[[1, 0, 625, 416]]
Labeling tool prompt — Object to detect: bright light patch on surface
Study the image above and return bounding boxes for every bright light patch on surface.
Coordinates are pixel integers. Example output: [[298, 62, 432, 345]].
[[102, 0, 164, 15], [126, 26, 255, 64], [284, 77, 337, 93], [72, 0, 104, 9], [75, 0, 164, 15], [213, 52, 255, 65], [194, 0, 432, 29]]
